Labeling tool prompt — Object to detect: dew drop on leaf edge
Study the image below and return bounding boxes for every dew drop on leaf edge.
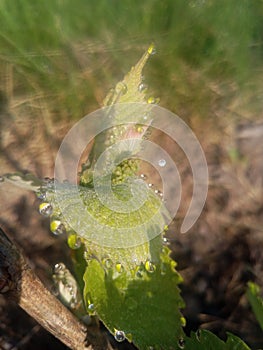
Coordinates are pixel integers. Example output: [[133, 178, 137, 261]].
[[154, 189, 163, 198], [67, 234, 82, 250], [138, 82, 148, 92], [115, 263, 124, 273], [54, 262, 65, 274], [39, 202, 53, 217], [145, 260, 156, 273], [135, 266, 144, 278], [83, 250, 90, 261], [87, 303, 95, 314], [114, 330, 126, 342], [147, 96, 156, 104], [147, 44, 156, 55], [50, 220, 66, 235], [103, 258, 113, 269], [178, 338, 185, 349], [180, 316, 186, 327], [162, 236, 169, 245]]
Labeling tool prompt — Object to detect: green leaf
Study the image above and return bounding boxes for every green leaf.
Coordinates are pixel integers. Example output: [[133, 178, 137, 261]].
[[20, 46, 184, 349], [103, 43, 155, 106], [83, 246, 185, 350], [246, 282, 263, 330], [46, 180, 168, 269], [184, 330, 251, 350], [185, 330, 226, 350], [54, 46, 185, 349], [82, 44, 157, 184], [225, 333, 251, 350]]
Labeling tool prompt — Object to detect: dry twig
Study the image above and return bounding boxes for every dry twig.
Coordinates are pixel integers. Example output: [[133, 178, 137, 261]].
[[0, 227, 113, 350]]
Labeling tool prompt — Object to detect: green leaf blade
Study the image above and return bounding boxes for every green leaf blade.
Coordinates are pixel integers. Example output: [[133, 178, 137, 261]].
[[184, 330, 251, 350], [246, 282, 263, 331], [83, 247, 185, 350]]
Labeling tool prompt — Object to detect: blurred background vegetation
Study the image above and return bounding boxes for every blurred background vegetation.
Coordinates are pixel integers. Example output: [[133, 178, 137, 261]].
[[0, 1, 263, 349], [0, 0, 262, 120]]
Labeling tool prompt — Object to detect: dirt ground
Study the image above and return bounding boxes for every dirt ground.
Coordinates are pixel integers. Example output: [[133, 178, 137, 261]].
[[0, 75, 263, 349]]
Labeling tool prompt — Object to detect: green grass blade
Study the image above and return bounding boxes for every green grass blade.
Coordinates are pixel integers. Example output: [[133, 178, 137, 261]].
[[246, 282, 263, 331]]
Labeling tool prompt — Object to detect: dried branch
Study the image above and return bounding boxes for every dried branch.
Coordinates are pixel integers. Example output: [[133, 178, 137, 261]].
[[0, 227, 113, 350]]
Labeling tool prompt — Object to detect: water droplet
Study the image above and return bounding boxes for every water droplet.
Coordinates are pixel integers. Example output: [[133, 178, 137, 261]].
[[39, 202, 53, 217], [135, 124, 144, 133], [103, 258, 113, 269], [180, 317, 186, 327], [36, 189, 46, 200], [87, 303, 95, 314], [0, 176, 5, 183], [116, 263, 124, 273], [140, 174, 147, 180], [135, 265, 144, 278], [158, 159, 166, 167], [154, 189, 163, 197], [50, 220, 66, 235], [116, 82, 127, 95], [54, 263, 65, 274], [83, 250, 90, 261], [136, 270, 143, 278], [148, 44, 156, 55], [67, 234, 81, 250], [162, 237, 169, 245], [147, 96, 156, 104], [138, 83, 148, 92], [148, 183, 154, 188], [178, 338, 185, 349], [114, 330, 126, 342], [143, 114, 148, 120], [145, 260, 156, 273]]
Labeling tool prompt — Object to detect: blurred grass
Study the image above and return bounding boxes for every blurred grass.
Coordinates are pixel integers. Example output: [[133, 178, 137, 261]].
[[0, 0, 262, 120]]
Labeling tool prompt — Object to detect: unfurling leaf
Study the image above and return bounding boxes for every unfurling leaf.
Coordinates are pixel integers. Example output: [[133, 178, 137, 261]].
[[1, 45, 186, 349]]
